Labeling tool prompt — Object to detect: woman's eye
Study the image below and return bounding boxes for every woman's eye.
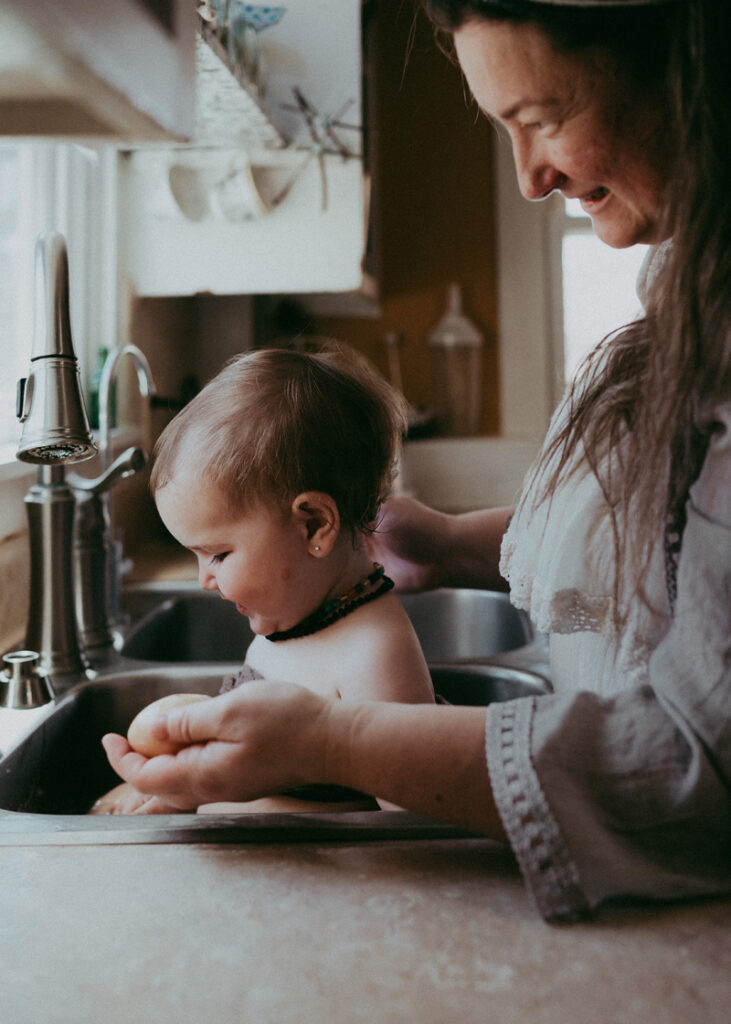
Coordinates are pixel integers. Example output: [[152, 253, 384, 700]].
[[523, 119, 557, 134]]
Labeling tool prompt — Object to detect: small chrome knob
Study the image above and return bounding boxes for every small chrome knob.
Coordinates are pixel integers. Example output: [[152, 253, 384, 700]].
[[0, 650, 55, 708]]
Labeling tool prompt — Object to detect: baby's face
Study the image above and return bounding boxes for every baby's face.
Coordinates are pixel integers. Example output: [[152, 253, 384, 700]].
[[156, 477, 324, 636]]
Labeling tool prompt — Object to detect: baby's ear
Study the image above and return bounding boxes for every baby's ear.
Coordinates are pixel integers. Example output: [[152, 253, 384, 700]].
[[292, 492, 340, 556]]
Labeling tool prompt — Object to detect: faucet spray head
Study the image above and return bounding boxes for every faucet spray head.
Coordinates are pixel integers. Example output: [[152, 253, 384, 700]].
[[16, 232, 97, 465]]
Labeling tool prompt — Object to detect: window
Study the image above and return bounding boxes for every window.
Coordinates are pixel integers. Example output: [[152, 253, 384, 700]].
[[0, 142, 119, 467], [494, 136, 651, 439], [559, 199, 649, 381], [0, 145, 44, 464]]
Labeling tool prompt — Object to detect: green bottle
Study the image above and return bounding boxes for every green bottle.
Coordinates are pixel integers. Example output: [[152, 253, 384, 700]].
[[88, 347, 115, 431]]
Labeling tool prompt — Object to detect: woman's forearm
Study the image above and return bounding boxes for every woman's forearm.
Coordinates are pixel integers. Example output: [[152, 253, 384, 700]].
[[102, 683, 507, 839], [323, 700, 507, 839], [440, 506, 513, 592]]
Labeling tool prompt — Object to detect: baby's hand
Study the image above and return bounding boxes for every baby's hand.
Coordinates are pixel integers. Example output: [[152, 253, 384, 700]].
[[88, 781, 182, 815]]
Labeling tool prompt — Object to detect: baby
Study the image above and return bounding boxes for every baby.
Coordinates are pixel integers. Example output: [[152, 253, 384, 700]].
[[93, 344, 434, 814]]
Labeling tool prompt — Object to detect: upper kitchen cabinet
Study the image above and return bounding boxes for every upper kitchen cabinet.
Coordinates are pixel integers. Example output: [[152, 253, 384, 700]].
[[119, 1, 367, 296], [0, 0, 196, 141]]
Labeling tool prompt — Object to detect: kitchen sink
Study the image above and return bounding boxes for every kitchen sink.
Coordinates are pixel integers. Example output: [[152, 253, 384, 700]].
[[0, 660, 548, 844], [120, 584, 534, 664], [0, 582, 548, 843]]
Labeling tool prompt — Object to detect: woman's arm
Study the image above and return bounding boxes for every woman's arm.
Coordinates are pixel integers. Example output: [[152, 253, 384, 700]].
[[102, 687, 506, 839], [367, 497, 513, 593]]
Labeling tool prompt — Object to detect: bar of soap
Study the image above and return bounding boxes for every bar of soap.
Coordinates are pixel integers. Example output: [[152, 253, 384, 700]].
[[127, 693, 211, 756]]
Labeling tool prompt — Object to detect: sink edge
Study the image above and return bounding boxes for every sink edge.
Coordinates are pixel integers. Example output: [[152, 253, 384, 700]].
[[0, 808, 475, 846]]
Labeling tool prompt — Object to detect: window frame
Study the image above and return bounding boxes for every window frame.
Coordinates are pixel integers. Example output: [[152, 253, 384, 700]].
[[494, 133, 561, 440], [494, 133, 649, 441]]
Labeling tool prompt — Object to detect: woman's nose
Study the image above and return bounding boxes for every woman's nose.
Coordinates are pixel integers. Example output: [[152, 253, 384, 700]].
[[513, 136, 564, 200]]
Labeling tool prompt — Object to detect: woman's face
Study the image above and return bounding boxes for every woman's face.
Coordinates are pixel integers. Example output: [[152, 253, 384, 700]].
[[454, 18, 668, 247]]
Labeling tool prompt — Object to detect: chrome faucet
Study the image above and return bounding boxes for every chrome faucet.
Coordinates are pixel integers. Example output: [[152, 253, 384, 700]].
[[93, 345, 157, 634], [68, 446, 147, 653], [15, 232, 97, 683], [98, 345, 156, 468], [13, 234, 155, 691]]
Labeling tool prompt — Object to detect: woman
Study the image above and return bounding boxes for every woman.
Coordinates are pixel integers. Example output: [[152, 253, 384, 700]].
[[103, 0, 730, 922]]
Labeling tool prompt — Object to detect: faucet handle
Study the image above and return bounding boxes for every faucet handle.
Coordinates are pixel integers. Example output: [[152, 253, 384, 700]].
[[0, 651, 54, 708], [67, 446, 147, 498]]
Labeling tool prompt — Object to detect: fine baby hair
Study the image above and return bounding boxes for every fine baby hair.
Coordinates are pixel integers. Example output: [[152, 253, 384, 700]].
[[150, 344, 408, 535]]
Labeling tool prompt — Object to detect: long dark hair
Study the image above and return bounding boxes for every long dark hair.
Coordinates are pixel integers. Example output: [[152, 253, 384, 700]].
[[423, 0, 731, 617]]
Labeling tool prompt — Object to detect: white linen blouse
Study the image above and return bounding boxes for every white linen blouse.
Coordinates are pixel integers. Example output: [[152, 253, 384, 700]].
[[490, 398, 731, 920]]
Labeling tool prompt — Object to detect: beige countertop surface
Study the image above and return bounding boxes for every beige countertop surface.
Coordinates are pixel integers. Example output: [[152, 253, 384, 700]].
[[2, 837, 730, 1023]]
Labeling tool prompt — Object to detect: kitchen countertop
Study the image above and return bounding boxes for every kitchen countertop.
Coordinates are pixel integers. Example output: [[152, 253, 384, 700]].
[[3, 837, 730, 1023]]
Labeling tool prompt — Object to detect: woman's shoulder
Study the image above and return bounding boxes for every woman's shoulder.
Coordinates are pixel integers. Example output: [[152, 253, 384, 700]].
[[691, 401, 731, 528]]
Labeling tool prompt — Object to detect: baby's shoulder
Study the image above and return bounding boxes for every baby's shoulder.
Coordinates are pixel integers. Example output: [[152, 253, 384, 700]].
[[246, 595, 433, 703], [327, 591, 418, 654], [318, 594, 433, 701]]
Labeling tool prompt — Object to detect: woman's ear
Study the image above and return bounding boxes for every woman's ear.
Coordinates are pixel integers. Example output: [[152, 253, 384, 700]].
[[291, 492, 340, 556]]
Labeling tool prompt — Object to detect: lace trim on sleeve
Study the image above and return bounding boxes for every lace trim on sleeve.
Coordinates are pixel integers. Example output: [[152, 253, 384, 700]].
[[485, 699, 590, 923]]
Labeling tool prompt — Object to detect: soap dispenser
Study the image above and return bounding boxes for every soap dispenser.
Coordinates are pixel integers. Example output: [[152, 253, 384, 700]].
[[428, 282, 483, 436]]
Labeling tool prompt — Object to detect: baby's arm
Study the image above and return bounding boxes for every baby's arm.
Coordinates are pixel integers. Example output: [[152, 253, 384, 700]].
[[322, 596, 435, 810], [89, 781, 183, 815]]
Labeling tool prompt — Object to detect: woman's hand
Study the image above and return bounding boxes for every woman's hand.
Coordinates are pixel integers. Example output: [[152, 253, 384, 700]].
[[368, 496, 513, 593], [101, 679, 506, 839], [367, 496, 451, 592], [101, 681, 332, 810]]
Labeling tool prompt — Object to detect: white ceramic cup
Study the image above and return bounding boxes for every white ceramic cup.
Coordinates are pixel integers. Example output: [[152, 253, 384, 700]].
[[209, 165, 270, 222]]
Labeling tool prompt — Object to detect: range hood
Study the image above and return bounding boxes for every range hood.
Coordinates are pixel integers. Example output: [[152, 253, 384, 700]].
[[0, 0, 196, 142]]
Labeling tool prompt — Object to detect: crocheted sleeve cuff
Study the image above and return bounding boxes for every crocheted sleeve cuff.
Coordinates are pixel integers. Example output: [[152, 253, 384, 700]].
[[485, 699, 590, 922]]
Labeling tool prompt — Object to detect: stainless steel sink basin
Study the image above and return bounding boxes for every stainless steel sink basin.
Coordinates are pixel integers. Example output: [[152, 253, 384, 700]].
[[399, 589, 532, 662], [120, 584, 533, 664], [0, 582, 548, 843], [0, 661, 547, 844]]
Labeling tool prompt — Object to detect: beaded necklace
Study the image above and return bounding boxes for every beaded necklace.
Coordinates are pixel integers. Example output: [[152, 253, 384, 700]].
[[265, 563, 394, 642]]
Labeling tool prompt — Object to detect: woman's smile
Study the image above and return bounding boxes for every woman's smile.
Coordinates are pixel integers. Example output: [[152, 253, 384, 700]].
[[578, 185, 609, 207]]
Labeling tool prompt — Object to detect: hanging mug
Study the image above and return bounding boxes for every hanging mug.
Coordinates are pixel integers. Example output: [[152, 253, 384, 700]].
[[209, 164, 271, 222]]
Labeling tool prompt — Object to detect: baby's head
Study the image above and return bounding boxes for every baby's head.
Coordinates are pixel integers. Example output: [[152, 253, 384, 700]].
[[150, 344, 407, 537]]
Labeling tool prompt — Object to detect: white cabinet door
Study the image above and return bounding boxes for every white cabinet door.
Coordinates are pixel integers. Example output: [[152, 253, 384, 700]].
[[119, 0, 366, 296]]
